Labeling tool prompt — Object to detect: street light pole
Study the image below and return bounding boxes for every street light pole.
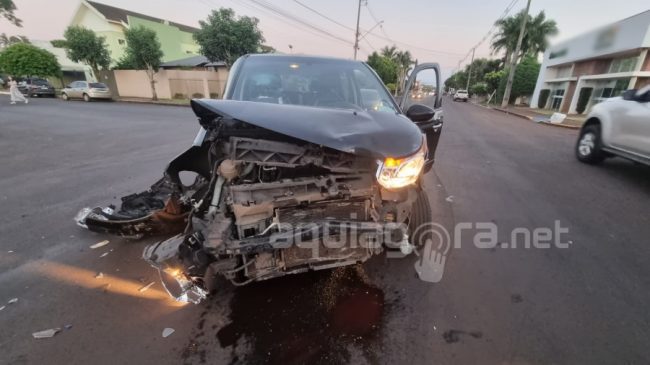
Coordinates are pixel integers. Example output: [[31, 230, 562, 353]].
[[501, 0, 532, 108], [466, 47, 475, 92], [353, 0, 362, 60]]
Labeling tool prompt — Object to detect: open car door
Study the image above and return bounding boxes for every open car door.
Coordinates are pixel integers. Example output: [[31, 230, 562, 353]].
[[399, 63, 444, 173]]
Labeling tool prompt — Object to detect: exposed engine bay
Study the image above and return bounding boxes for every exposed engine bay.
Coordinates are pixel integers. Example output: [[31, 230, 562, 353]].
[[76, 97, 432, 303]]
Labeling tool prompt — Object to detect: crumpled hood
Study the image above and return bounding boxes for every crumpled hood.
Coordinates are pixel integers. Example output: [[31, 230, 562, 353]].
[[191, 99, 423, 159]]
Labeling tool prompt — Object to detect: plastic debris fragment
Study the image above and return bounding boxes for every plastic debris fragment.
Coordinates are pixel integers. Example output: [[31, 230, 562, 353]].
[[445, 195, 454, 203], [162, 328, 175, 338], [99, 252, 109, 258], [90, 240, 109, 249], [8, 298, 18, 304], [95, 272, 104, 279], [138, 282, 155, 292], [32, 328, 61, 339]]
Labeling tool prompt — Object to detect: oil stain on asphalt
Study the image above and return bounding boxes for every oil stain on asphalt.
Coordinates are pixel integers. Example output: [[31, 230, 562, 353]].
[[181, 265, 387, 364]]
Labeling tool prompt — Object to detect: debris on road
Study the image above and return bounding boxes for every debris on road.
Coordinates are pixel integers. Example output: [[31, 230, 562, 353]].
[[162, 328, 175, 338], [7, 250, 13, 253], [64, 324, 73, 330], [99, 251, 110, 258], [445, 196, 454, 203], [90, 240, 109, 249], [95, 272, 104, 279], [138, 282, 155, 292], [32, 328, 61, 339], [0, 306, 5, 311], [8, 298, 18, 304]]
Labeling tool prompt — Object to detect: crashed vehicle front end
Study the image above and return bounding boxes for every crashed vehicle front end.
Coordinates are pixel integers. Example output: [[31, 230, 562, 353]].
[[76, 55, 443, 303]]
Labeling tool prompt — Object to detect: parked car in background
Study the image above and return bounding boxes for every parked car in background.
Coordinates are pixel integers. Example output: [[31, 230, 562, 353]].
[[576, 86, 650, 166], [18, 78, 56, 97], [61, 81, 112, 102], [453, 89, 469, 102]]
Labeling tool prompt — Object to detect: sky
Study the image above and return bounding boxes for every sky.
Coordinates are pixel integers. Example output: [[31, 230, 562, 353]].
[[2, 0, 649, 80]]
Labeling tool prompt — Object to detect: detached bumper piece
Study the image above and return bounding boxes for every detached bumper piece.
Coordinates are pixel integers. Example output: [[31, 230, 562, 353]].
[[75, 181, 191, 238]]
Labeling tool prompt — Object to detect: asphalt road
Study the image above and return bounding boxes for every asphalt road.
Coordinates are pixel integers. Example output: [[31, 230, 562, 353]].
[[1, 96, 649, 364]]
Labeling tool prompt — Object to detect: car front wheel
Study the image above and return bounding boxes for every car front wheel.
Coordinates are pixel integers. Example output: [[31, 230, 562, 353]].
[[576, 124, 606, 164], [61, 93, 69, 101], [83, 93, 91, 102], [408, 187, 433, 247]]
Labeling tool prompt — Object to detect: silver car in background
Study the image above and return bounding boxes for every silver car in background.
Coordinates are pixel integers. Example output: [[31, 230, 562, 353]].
[[61, 81, 112, 102]]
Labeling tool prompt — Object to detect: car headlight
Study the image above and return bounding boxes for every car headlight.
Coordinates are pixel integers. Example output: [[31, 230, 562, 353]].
[[376, 138, 427, 189]]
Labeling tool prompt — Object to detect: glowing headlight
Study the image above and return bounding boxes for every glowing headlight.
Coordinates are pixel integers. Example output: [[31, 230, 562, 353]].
[[376, 140, 427, 189]]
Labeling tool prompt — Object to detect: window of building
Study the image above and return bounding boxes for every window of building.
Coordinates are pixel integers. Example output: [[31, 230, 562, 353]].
[[551, 89, 565, 110], [608, 56, 638, 73]]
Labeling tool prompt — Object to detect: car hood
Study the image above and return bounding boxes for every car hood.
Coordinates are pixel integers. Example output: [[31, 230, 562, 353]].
[[191, 99, 423, 159]]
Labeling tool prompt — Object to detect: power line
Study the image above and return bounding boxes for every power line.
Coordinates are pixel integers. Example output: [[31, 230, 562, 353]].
[[292, 0, 355, 31], [248, 0, 354, 45], [224, 0, 355, 46], [455, 0, 521, 72]]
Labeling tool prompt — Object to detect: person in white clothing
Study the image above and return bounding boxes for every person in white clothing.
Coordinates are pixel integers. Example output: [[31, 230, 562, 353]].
[[8, 76, 28, 105]]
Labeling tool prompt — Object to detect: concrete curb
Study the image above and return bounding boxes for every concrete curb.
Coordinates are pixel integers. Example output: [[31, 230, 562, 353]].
[[491, 106, 581, 130]]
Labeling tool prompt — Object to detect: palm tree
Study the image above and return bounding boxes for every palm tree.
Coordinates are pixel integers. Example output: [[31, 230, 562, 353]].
[[0, 33, 28, 49], [491, 10, 557, 65], [380, 45, 398, 59], [525, 11, 558, 57], [394, 50, 414, 95]]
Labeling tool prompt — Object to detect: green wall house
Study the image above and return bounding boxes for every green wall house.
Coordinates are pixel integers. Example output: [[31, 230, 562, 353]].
[[69, 0, 200, 65]]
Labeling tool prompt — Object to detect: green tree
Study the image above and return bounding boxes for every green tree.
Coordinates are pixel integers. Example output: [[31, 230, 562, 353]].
[[470, 82, 488, 96], [484, 70, 504, 93], [491, 10, 557, 65], [496, 56, 540, 104], [63, 26, 111, 79], [0, 43, 60, 77], [1, 0, 21, 26], [122, 26, 164, 100], [194, 8, 264, 67], [366, 51, 398, 85]]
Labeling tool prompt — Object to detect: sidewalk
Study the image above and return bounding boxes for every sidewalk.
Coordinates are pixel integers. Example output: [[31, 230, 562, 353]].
[[490, 105, 585, 129]]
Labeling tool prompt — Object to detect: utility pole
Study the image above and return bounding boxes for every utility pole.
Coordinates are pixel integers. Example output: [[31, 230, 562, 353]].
[[353, 0, 362, 60], [465, 47, 475, 92], [501, 0, 532, 108]]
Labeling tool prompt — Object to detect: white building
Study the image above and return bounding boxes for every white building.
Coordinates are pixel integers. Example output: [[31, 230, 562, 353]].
[[531, 10, 650, 114]]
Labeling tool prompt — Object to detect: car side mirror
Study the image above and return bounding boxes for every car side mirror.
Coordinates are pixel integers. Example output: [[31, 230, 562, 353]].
[[406, 104, 435, 122], [622, 89, 637, 101]]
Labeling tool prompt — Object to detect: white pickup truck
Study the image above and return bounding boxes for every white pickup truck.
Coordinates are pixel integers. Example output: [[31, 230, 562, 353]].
[[576, 86, 650, 165]]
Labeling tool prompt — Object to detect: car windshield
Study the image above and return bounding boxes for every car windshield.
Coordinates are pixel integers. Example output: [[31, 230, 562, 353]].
[[230, 56, 398, 114], [32, 79, 49, 86], [90, 83, 107, 88], [457, 90, 467, 93]]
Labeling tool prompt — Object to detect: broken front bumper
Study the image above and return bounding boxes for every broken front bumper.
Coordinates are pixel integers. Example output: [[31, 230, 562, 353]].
[[143, 219, 409, 302]]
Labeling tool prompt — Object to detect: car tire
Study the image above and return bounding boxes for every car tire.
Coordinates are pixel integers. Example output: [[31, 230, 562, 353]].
[[83, 93, 91, 102], [408, 187, 433, 247], [61, 93, 69, 101], [576, 124, 606, 164]]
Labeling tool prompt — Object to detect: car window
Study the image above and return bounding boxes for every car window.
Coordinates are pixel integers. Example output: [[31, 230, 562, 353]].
[[230, 57, 398, 114], [90, 83, 107, 88], [32, 79, 49, 86]]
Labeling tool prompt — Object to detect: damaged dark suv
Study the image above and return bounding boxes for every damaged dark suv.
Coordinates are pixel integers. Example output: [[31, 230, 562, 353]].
[[75, 54, 444, 303]]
